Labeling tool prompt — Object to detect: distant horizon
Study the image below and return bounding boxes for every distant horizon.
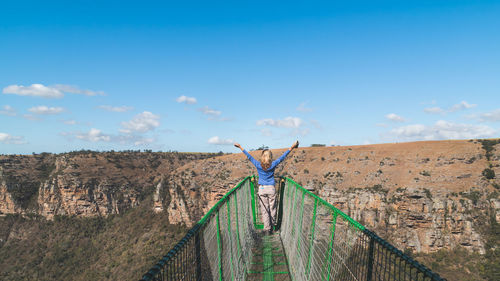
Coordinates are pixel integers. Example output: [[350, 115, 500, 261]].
[[2, 138, 494, 156], [1, 1, 499, 154]]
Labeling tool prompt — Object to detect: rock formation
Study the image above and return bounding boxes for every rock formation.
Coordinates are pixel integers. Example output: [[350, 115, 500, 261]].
[[0, 151, 217, 221], [1, 140, 499, 254], [153, 140, 500, 254]]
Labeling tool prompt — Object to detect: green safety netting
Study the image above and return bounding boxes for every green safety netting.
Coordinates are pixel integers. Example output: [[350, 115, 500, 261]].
[[141, 176, 445, 281]]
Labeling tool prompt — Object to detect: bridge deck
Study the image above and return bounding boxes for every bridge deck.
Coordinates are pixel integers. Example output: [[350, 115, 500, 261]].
[[247, 232, 291, 281]]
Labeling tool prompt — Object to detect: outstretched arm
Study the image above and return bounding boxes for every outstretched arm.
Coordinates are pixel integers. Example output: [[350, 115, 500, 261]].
[[271, 140, 300, 168], [234, 142, 244, 151], [235, 142, 260, 168]]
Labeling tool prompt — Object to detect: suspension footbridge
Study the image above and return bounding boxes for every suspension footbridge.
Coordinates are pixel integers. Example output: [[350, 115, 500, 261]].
[[141, 176, 445, 281]]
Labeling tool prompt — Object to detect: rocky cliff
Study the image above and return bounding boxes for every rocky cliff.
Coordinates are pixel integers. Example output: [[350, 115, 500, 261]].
[[1, 140, 499, 255], [0, 151, 218, 220], [155, 139, 500, 254]]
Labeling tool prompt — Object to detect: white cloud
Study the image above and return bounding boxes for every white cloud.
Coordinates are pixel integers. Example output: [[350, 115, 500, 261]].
[[68, 129, 156, 146], [386, 120, 496, 141], [376, 123, 388, 128], [63, 120, 77, 125], [424, 107, 446, 114], [98, 105, 134, 112], [480, 109, 500, 122], [256, 117, 304, 128], [76, 128, 111, 142], [0, 105, 16, 116], [449, 101, 476, 112], [176, 95, 197, 104], [53, 84, 105, 96], [198, 106, 221, 117], [120, 111, 160, 134], [3, 84, 64, 98], [208, 136, 234, 145], [28, 105, 65, 115], [0, 133, 26, 144], [424, 101, 476, 115], [385, 113, 405, 122], [297, 102, 312, 112], [2, 83, 104, 98]]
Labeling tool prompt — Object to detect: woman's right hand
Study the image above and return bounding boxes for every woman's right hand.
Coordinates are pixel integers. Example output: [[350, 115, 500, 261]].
[[291, 140, 299, 150], [234, 143, 242, 150]]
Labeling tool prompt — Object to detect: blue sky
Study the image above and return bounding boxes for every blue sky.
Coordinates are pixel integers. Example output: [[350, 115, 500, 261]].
[[1, 0, 499, 154]]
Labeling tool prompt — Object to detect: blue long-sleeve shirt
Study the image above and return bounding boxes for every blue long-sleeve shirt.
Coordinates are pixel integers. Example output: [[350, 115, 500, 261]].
[[243, 149, 290, 185]]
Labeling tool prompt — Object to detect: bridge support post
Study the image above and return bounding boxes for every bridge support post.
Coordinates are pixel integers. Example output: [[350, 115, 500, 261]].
[[276, 178, 286, 231], [195, 231, 202, 281], [366, 235, 375, 281]]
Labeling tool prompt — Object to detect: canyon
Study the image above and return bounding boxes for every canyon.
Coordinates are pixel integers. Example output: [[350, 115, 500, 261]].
[[1, 140, 499, 258]]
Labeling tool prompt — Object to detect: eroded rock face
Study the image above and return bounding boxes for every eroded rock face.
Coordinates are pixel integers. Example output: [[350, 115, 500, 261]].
[[319, 187, 487, 254], [0, 151, 217, 220], [155, 140, 499, 254], [0, 184, 18, 215], [37, 176, 139, 218], [0, 140, 499, 255]]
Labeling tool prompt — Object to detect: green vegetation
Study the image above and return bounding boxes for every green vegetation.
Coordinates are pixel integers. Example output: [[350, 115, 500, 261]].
[[5, 177, 40, 209], [395, 187, 406, 192], [487, 191, 498, 200], [420, 170, 431, 177], [423, 188, 432, 199], [466, 156, 476, 164], [37, 162, 56, 181], [416, 248, 484, 281], [460, 190, 482, 205], [368, 184, 388, 193], [310, 144, 326, 147], [478, 139, 500, 161], [482, 168, 496, 180], [416, 211, 500, 281], [0, 203, 187, 281]]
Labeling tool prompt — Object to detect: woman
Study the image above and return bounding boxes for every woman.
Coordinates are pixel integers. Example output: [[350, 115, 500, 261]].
[[234, 141, 299, 234]]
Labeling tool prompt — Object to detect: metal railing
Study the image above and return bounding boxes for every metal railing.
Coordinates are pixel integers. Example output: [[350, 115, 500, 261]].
[[140, 176, 446, 281], [140, 176, 257, 281], [278, 177, 445, 281]]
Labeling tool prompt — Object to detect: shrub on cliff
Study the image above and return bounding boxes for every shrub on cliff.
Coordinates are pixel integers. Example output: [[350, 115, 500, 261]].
[[482, 168, 495, 180], [0, 203, 187, 281], [479, 139, 500, 161], [5, 177, 39, 209]]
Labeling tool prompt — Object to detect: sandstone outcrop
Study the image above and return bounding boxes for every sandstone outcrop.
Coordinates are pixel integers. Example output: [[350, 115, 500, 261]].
[[0, 151, 217, 220]]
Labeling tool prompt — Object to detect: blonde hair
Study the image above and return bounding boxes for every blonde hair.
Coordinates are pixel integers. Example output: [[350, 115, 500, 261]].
[[260, 149, 273, 170]]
